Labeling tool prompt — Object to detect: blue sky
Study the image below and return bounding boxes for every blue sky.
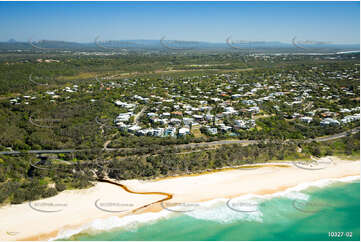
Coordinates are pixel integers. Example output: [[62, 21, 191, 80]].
[[0, 1, 359, 44]]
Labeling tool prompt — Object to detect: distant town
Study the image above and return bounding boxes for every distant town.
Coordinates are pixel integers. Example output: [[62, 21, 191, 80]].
[[8, 57, 359, 141]]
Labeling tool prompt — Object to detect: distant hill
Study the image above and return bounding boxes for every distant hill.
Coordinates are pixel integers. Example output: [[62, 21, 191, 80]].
[[0, 39, 359, 53]]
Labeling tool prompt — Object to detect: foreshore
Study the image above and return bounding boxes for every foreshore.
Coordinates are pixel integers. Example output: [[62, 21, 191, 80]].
[[0, 156, 359, 241]]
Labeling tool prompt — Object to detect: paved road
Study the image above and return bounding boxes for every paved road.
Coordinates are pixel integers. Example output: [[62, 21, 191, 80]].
[[176, 127, 360, 149], [134, 106, 147, 125], [312, 127, 359, 142], [0, 127, 359, 156], [0, 149, 83, 155]]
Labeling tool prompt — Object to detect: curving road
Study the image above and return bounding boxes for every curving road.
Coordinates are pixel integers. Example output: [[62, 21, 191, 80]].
[[312, 128, 359, 142], [0, 127, 359, 156], [0, 149, 83, 155]]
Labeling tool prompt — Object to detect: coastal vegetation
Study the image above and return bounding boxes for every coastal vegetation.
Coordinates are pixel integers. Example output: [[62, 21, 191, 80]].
[[0, 51, 359, 205], [0, 132, 358, 205]]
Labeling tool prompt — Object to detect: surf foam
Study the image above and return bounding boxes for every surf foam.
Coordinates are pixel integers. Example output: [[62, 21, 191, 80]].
[[51, 175, 359, 240]]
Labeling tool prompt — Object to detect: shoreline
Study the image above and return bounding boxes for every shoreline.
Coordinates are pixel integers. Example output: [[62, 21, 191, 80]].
[[51, 173, 360, 241], [0, 156, 359, 241]]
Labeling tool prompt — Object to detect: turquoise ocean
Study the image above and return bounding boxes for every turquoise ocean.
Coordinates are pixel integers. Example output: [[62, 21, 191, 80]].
[[56, 176, 360, 241]]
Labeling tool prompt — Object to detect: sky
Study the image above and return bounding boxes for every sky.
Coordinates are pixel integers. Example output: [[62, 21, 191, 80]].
[[0, 1, 359, 44]]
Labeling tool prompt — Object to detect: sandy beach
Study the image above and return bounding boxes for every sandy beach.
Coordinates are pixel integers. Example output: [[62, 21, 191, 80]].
[[0, 156, 359, 241]]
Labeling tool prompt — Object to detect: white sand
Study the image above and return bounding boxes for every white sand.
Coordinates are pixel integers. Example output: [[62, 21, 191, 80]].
[[0, 156, 359, 241], [0, 182, 164, 241], [123, 157, 360, 204]]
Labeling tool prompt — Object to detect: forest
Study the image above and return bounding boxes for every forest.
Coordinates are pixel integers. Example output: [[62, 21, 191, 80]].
[[0, 132, 358, 205]]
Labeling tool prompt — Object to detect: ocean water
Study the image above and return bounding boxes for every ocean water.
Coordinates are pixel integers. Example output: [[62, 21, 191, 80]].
[[57, 177, 360, 241]]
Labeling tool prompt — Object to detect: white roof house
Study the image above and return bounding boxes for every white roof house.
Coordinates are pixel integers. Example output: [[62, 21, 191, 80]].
[[207, 127, 218, 135], [116, 122, 130, 131], [340, 108, 351, 113], [211, 98, 221, 102], [224, 107, 237, 113], [184, 111, 193, 115], [115, 112, 133, 122], [178, 127, 190, 136], [114, 100, 136, 109], [341, 114, 360, 124], [199, 100, 208, 105], [300, 117, 313, 124], [161, 112, 171, 117], [231, 94, 242, 99], [170, 118, 181, 125], [234, 119, 255, 129], [128, 125, 142, 133], [192, 115, 204, 120], [220, 125, 232, 132], [183, 117, 194, 125], [205, 114, 214, 121], [248, 106, 260, 113], [136, 129, 148, 136], [164, 127, 176, 137], [153, 128, 165, 137], [242, 100, 256, 105], [147, 112, 158, 117], [320, 118, 340, 126]]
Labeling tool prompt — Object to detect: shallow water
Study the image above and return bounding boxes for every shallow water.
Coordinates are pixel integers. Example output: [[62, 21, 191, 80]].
[[58, 177, 360, 241]]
